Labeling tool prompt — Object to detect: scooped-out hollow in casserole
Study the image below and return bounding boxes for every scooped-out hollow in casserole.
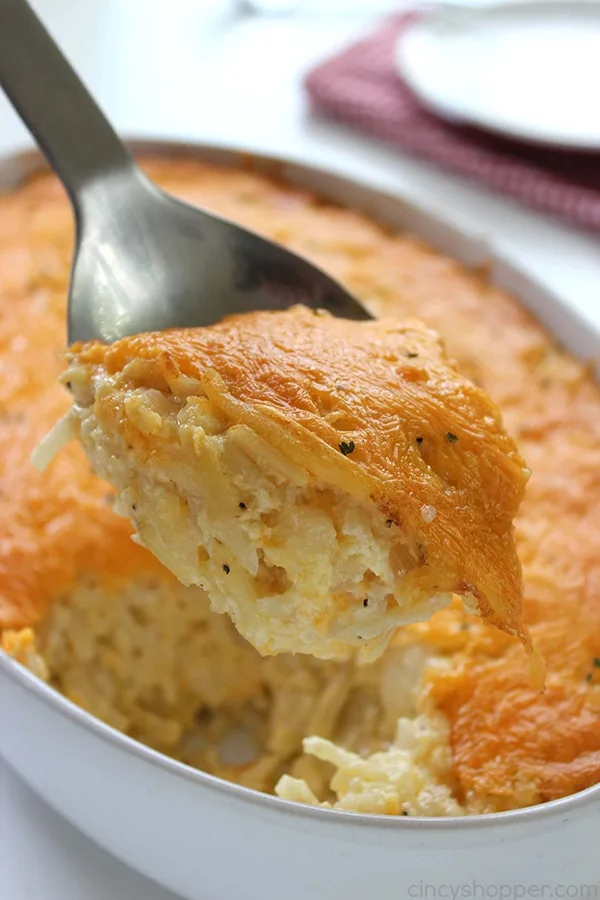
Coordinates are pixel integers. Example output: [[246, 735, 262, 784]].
[[36, 305, 532, 663]]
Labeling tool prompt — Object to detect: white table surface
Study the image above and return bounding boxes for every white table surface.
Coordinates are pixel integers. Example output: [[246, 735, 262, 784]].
[[2, 2, 600, 897]]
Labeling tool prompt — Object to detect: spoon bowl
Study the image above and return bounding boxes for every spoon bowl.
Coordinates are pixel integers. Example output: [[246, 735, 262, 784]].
[[0, 0, 370, 344], [69, 161, 371, 343]]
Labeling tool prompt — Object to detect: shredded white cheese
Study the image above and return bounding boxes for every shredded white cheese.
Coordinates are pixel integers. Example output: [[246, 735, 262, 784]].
[[31, 411, 77, 471]]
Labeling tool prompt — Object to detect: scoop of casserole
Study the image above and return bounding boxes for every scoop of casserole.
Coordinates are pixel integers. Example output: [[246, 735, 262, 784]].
[[36, 305, 531, 661]]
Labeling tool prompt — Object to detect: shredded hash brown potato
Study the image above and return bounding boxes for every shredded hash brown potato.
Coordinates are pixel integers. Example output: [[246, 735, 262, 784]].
[[2, 156, 600, 814]]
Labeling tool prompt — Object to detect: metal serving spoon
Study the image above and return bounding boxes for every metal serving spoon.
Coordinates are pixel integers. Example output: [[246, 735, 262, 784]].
[[0, 0, 370, 344]]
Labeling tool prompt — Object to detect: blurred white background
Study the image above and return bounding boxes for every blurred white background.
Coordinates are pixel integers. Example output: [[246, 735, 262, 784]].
[[1, 2, 600, 899]]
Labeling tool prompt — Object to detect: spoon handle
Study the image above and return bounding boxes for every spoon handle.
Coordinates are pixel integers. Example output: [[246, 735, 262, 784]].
[[0, 0, 134, 210]]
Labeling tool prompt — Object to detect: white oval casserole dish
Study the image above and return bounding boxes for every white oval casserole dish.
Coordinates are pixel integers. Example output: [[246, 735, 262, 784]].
[[1, 140, 599, 900]]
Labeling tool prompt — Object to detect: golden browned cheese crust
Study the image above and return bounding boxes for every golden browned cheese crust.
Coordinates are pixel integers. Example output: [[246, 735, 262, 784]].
[[0, 176, 166, 631], [1, 155, 600, 809], [71, 308, 529, 644]]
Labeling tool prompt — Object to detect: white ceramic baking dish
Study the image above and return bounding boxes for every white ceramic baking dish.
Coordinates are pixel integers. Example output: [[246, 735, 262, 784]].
[[1, 140, 599, 900]]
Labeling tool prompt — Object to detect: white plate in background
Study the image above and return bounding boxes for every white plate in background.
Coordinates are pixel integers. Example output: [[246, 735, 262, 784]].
[[396, 1, 600, 149]]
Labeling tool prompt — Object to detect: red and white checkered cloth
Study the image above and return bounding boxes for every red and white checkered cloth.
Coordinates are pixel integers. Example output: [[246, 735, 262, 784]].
[[305, 14, 600, 233]]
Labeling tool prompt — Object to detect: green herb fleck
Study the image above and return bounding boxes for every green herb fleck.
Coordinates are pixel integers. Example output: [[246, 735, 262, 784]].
[[594, 657, 600, 668], [339, 440, 355, 456], [460, 623, 471, 631], [406, 352, 418, 359], [586, 673, 593, 683], [222, 564, 230, 575], [447, 432, 459, 443]]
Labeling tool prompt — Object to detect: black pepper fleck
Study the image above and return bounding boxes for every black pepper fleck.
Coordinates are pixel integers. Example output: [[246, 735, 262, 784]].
[[416, 436, 423, 445], [132, 504, 137, 512], [363, 598, 369, 608], [447, 432, 459, 443], [385, 519, 393, 528], [406, 352, 418, 359], [402, 811, 409, 816], [239, 502, 247, 510], [339, 440, 355, 456], [196, 708, 213, 726], [65, 380, 72, 390], [222, 564, 230, 575]]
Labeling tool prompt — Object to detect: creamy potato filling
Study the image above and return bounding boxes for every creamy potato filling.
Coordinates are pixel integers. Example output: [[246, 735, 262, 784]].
[[34, 364, 462, 662], [2, 580, 462, 815]]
